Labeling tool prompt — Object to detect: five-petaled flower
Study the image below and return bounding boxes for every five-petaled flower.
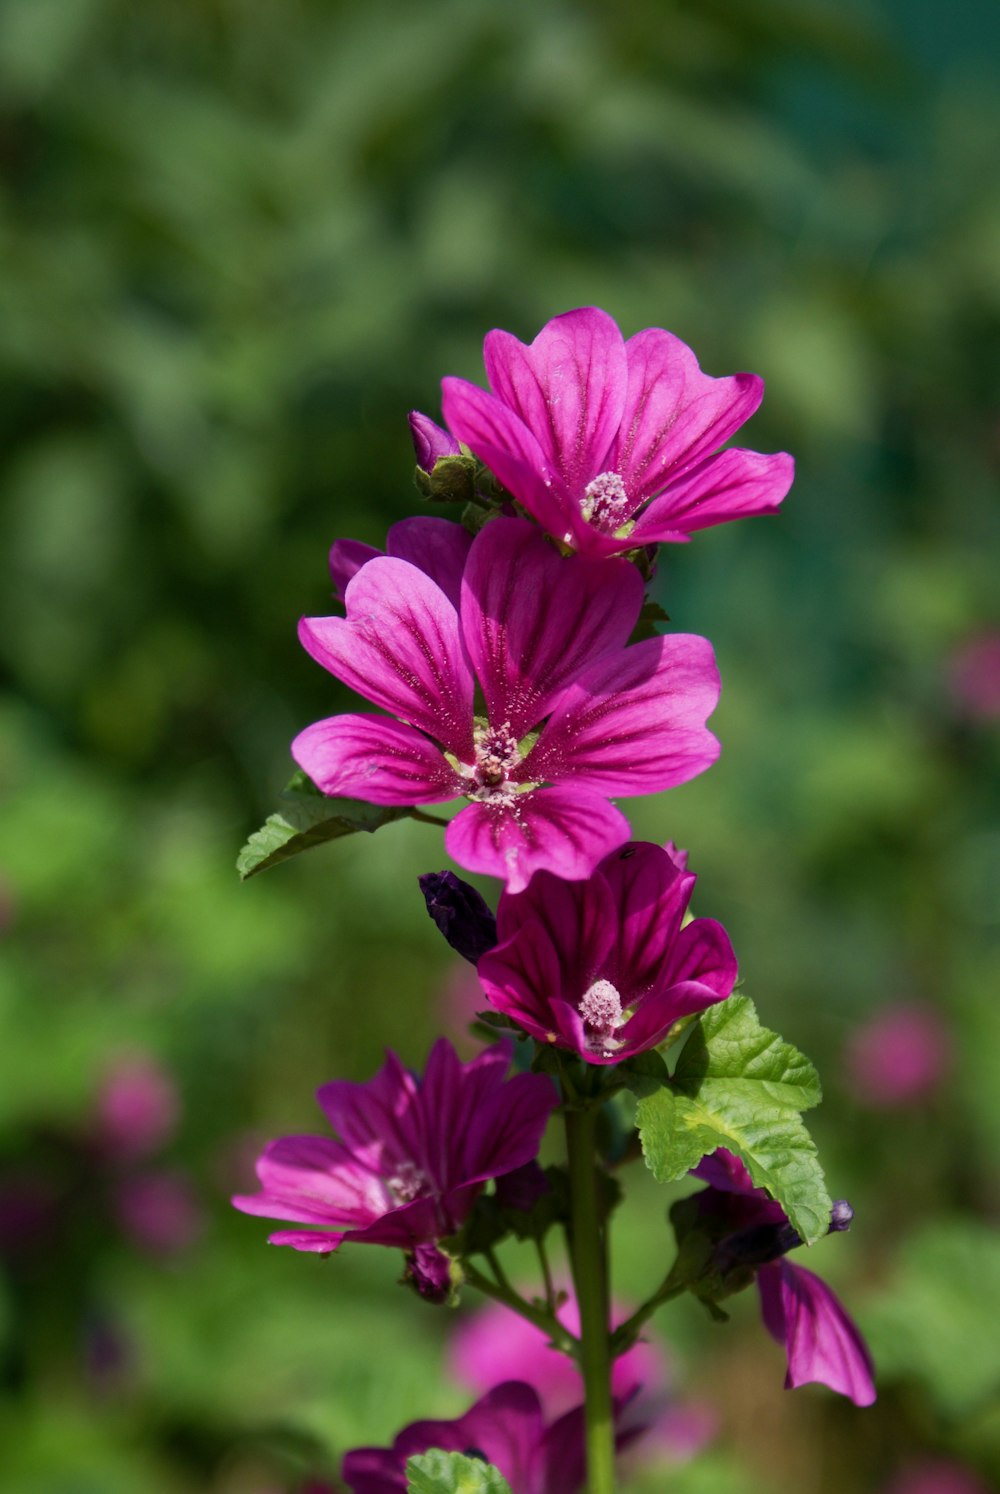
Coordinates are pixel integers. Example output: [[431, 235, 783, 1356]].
[[476, 842, 737, 1062], [294, 516, 720, 890], [690, 1149, 876, 1406], [437, 306, 793, 557], [231, 1038, 557, 1255]]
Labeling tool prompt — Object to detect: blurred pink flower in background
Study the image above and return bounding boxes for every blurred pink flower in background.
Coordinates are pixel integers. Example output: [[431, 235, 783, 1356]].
[[845, 1001, 953, 1109], [449, 1290, 715, 1462], [882, 1458, 993, 1494], [114, 1169, 203, 1256], [96, 1054, 181, 1163], [947, 632, 1000, 720]]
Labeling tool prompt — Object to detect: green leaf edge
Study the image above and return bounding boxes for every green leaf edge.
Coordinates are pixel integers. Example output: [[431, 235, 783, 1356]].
[[406, 1449, 513, 1494]]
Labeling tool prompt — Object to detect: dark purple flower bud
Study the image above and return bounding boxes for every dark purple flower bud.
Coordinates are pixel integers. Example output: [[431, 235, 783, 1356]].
[[494, 1160, 549, 1213], [409, 411, 460, 472], [717, 1218, 802, 1269], [404, 1242, 453, 1304], [419, 871, 498, 963]]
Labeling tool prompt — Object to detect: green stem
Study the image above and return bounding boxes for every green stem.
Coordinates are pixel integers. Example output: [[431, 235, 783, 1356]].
[[609, 1273, 685, 1357], [565, 1106, 616, 1494], [463, 1261, 578, 1357], [410, 809, 450, 827]]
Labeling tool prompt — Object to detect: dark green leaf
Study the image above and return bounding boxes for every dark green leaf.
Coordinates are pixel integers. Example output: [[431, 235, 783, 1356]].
[[637, 996, 831, 1243], [237, 779, 413, 880]]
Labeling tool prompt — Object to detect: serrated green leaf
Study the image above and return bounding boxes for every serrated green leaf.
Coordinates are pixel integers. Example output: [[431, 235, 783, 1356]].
[[237, 780, 413, 880], [637, 996, 831, 1244], [406, 1450, 513, 1494]]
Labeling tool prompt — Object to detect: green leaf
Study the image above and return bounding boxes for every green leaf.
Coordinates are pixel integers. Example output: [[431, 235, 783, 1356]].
[[636, 995, 831, 1244], [406, 1450, 513, 1494], [237, 776, 413, 879]]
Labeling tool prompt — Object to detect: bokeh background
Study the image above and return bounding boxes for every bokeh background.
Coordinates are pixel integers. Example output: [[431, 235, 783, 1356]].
[[2, 1, 999, 1490]]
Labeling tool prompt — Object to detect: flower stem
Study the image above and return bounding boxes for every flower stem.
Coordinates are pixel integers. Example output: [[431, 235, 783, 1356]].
[[565, 1106, 616, 1494], [463, 1261, 578, 1357]]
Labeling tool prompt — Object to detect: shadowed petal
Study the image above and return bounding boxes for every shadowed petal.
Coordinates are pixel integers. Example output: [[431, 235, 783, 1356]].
[[446, 786, 631, 892], [665, 916, 739, 997], [386, 516, 473, 610], [528, 635, 721, 796], [630, 448, 794, 543], [462, 1064, 560, 1188], [478, 917, 566, 1037], [317, 1050, 421, 1175], [612, 328, 764, 502], [596, 842, 695, 994], [492, 866, 616, 1003], [299, 557, 474, 756], [330, 538, 380, 600], [292, 714, 461, 804], [484, 308, 627, 490], [460, 518, 643, 738], [758, 1261, 876, 1407]]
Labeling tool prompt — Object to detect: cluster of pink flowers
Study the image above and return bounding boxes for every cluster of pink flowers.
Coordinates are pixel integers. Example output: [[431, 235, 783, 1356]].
[[235, 309, 878, 1488]]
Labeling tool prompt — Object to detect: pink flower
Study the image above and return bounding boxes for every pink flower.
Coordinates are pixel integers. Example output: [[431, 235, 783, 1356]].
[[342, 1381, 635, 1494], [691, 1150, 876, 1406], [476, 842, 737, 1063], [947, 632, 1000, 720], [882, 1458, 994, 1494], [114, 1169, 203, 1256], [439, 307, 793, 557], [844, 1001, 952, 1109], [232, 1039, 558, 1255], [295, 517, 720, 890], [449, 1292, 667, 1420], [95, 1054, 180, 1164]]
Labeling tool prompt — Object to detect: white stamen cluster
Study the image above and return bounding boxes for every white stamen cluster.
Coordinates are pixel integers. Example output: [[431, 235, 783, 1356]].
[[578, 978, 625, 1054], [581, 471, 630, 531], [386, 1160, 429, 1204]]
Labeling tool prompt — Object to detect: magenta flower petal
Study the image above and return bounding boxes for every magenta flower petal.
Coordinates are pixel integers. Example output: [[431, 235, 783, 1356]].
[[408, 410, 460, 470], [612, 328, 764, 501], [446, 787, 631, 894], [598, 842, 695, 990], [292, 714, 461, 804], [441, 375, 574, 537], [630, 448, 794, 543], [667, 917, 740, 998], [460, 517, 643, 737], [483, 308, 627, 490], [267, 1228, 346, 1253], [758, 1261, 876, 1407], [299, 558, 474, 757], [317, 1049, 421, 1173], [528, 634, 721, 795], [329, 539, 381, 600]]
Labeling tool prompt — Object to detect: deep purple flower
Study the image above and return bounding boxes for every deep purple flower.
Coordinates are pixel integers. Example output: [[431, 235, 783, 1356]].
[[232, 1039, 558, 1254], [476, 842, 737, 1063], [691, 1150, 876, 1406], [342, 1381, 634, 1494], [439, 307, 793, 557], [294, 517, 720, 891]]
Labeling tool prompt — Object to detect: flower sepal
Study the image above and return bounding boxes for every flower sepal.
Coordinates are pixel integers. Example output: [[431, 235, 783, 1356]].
[[413, 451, 480, 505], [402, 1242, 464, 1307]]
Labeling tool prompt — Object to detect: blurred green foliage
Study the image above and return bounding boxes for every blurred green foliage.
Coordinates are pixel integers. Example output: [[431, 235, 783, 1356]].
[[1, 0, 999, 1490]]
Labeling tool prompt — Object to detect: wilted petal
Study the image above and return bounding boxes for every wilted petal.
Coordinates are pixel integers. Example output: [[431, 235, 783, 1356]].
[[484, 308, 628, 491], [292, 714, 460, 804], [299, 558, 474, 756], [757, 1260, 876, 1407], [409, 410, 460, 470], [446, 786, 631, 893], [528, 635, 721, 796], [460, 518, 643, 737], [612, 328, 764, 503], [630, 448, 794, 543]]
